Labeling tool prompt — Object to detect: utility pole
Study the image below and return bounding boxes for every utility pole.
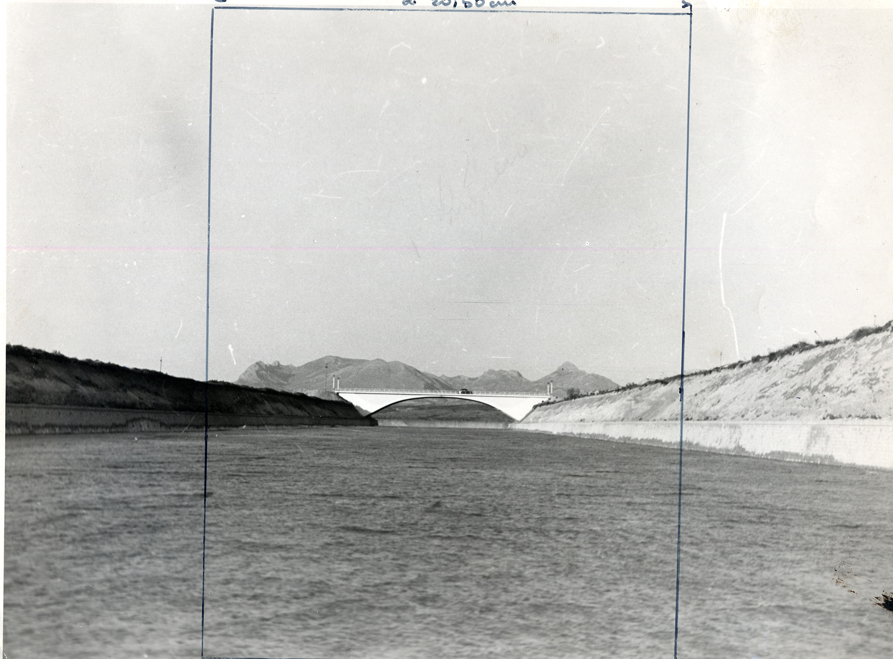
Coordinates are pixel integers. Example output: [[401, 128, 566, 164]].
[[160, 357, 163, 372]]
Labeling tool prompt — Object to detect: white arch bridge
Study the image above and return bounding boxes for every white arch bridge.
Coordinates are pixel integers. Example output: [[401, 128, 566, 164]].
[[336, 389, 551, 422]]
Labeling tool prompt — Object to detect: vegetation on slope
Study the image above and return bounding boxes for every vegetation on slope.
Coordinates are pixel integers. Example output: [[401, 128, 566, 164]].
[[526, 321, 893, 422], [6, 345, 364, 419]]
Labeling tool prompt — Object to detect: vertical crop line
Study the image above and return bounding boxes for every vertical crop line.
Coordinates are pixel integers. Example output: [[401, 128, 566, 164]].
[[201, 7, 215, 658], [674, 6, 693, 659]]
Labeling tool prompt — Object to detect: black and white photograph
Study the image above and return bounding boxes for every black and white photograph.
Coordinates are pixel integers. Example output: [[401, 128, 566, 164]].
[[4, 1, 893, 657]]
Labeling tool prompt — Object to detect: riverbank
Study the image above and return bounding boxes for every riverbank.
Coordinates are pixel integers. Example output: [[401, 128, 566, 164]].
[[518, 322, 893, 469], [515, 420, 893, 470], [6, 404, 375, 435], [5, 345, 374, 435]]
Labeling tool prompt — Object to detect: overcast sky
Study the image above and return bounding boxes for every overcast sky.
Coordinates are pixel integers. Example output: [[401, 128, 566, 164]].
[[7, 1, 892, 386]]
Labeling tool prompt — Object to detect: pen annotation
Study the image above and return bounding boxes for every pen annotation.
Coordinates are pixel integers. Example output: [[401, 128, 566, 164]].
[[209, 0, 516, 7], [403, 0, 517, 7]]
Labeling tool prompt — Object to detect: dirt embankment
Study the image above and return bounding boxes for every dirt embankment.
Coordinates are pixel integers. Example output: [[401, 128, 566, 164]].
[[518, 323, 893, 469], [525, 322, 893, 424], [6, 345, 375, 435]]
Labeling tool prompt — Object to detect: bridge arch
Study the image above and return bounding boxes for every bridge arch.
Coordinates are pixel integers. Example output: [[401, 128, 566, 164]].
[[336, 390, 550, 422]]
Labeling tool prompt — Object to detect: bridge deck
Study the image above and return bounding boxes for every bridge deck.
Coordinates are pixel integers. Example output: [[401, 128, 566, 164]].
[[336, 389, 548, 398]]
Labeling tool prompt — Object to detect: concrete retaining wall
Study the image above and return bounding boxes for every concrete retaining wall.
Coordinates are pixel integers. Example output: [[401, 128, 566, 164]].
[[516, 420, 893, 470], [5, 404, 376, 435]]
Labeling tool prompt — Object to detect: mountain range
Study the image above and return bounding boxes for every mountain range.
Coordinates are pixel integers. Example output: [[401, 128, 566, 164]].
[[236, 356, 618, 399]]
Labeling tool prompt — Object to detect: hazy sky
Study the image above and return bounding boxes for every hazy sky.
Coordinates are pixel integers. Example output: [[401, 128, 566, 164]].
[[7, 1, 893, 386]]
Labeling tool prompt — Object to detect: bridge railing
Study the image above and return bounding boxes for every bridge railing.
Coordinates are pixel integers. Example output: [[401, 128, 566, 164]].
[[336, 388, 550, 397]]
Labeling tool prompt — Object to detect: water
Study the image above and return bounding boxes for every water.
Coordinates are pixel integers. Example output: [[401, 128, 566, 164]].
[[5, 427, 893, 658]]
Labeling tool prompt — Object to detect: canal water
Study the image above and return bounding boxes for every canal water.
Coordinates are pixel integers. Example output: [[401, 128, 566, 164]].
[[5, 426, 893, 658]]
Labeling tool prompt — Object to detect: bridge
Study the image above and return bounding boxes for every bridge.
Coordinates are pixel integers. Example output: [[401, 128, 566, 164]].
[[336, 389, 552, 422]]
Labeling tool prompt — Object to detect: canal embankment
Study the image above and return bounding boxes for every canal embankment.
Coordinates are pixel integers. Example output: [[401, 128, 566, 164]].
[[518, 322, 893, 469], [5, 345, 375, 435]]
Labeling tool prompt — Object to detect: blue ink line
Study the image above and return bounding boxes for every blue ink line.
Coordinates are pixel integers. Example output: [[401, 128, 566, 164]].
[[673, 5, 693, 659], [214, 6, 690, 16], [201, 8, 216, 658]]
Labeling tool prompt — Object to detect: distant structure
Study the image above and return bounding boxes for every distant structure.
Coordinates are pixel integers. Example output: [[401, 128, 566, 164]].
[[337, 388, 551, 422]]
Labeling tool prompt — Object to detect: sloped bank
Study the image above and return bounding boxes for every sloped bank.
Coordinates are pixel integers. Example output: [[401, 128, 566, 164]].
[[6, 345, 375, 435], [518, 323, 893, 469], [516, 420, 893, 469], [6, 404, 375, 435]]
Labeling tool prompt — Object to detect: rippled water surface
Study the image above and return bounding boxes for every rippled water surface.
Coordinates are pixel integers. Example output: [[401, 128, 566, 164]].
[[5, 426, 893, 658]]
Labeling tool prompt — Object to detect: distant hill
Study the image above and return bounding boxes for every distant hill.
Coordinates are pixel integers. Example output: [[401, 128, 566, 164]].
[[237, 355, 456, 394], [237, 356, 618, 399], [440, 361, 618, 397]]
